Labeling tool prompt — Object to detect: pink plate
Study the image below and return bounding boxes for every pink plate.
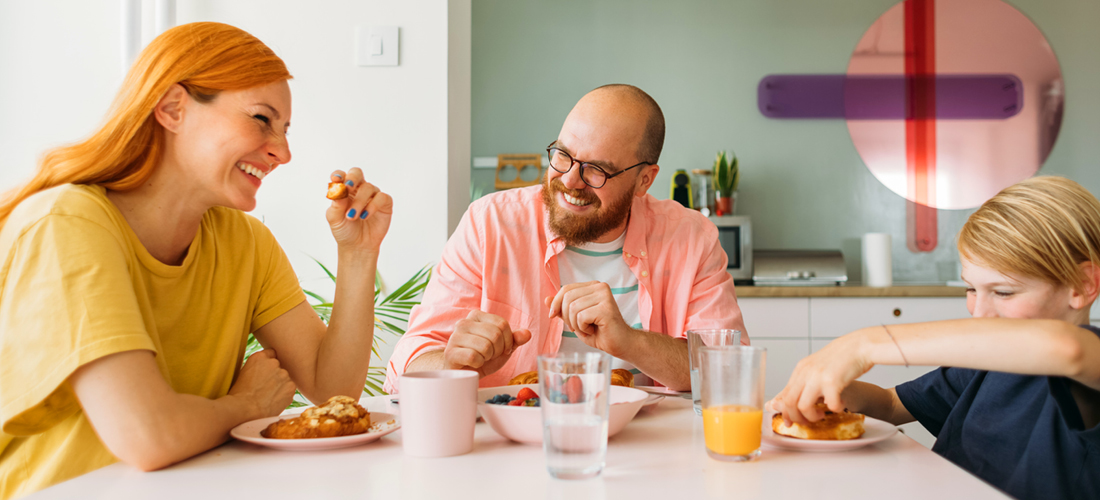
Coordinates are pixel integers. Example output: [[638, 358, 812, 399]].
[[761, 413, 898, 452], [230, 411, 400, 451], [635, 385, 687, 397]]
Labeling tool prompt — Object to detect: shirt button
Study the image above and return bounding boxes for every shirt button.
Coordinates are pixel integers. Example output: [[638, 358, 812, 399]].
[[624, 252, 631, 258], [641, 250, 647, 257], [641, 270, 649, 277]]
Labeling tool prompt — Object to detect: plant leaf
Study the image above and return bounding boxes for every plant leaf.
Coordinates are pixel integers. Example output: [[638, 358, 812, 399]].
[[310, 256, 337, 283], [252, 260, 432, 401]]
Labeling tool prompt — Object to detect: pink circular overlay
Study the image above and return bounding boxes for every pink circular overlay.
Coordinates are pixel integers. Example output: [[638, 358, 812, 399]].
[[845, 0, 1063, 210]]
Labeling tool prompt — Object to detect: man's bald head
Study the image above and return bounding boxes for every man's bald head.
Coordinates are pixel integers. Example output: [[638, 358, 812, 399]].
[[575, 84, 665, 165]]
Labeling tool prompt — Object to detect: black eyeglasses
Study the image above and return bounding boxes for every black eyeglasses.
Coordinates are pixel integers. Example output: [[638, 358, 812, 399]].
[[546, 143, 650, 189]]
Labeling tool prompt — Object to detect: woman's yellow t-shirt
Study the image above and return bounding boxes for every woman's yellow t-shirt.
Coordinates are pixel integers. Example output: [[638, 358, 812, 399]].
[[0, 184, 305, 499]]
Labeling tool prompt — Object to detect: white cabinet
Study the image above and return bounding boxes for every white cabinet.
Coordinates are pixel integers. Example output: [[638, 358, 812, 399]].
[[738, 298, 810, 401], [809, 297, 972, 338], [738, 297, 809, 338], [752, 338, 810, 400]]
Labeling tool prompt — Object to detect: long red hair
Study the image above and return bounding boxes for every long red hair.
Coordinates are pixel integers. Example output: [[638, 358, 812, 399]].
[[0, 22, 292, 226]]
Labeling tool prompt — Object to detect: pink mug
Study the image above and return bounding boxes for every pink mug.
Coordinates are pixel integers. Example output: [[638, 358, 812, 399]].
[[399, 370, 479, 457]]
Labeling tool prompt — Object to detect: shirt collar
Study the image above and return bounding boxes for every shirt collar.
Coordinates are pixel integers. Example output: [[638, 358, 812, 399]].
[[542, 193, 651, 264]]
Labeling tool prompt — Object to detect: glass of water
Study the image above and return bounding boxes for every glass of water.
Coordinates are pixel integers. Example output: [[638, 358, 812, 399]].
[[687, 329, 742, 415], [537, 352, 611, 480]]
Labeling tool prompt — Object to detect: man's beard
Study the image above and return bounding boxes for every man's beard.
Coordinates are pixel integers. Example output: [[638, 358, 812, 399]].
[[541, 178, 634, 246]]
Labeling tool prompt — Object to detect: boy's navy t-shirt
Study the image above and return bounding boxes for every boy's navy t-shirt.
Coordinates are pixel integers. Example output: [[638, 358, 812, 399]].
[[895, 325, 1100, 500]]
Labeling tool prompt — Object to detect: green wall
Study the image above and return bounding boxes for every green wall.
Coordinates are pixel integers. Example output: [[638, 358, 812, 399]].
[[471, 0, 1100, 282]]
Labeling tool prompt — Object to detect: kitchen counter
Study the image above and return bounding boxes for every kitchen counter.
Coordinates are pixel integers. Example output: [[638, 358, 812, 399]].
[[28, 396, 1008, 499], [735, 285, 967, 298]]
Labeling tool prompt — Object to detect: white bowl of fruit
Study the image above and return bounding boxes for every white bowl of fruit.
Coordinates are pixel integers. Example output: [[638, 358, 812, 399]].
[[477, 383, 648, 445]]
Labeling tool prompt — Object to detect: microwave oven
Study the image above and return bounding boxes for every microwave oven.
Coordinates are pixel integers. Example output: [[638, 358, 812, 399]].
[[708, 215, 753, 283]]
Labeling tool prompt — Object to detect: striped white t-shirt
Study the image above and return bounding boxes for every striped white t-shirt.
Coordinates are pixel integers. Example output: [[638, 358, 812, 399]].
[[557, 231, 651, 386]]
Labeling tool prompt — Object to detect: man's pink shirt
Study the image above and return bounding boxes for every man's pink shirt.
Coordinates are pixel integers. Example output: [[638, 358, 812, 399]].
[[383, 186, 748, 392]]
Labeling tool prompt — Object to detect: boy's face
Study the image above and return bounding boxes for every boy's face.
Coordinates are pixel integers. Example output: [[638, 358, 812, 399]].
[[961, 257, 1088, 323]]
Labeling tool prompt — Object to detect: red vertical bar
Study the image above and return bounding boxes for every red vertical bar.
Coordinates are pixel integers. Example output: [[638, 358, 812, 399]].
[[905, 0, 938, 252]]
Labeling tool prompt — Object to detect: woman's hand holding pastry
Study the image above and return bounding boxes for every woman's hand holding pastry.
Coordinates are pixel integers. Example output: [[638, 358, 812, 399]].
[[325, 168, 393, 254], [770, 331, 874, 426], [228, 349, 297, 420]]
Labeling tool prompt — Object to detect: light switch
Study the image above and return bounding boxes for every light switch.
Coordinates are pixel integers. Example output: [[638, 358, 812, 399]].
[[356, 26, 399, 66]]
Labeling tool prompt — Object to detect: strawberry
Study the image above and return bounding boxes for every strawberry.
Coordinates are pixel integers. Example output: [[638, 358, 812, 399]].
[[565, 376, 584, 403], [508, 399, 523, 406], [547, 374, 564, 392], [517, 387, 538, 401]]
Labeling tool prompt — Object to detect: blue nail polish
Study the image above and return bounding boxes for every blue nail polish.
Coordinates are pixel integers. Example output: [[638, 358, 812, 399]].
[[345, 180, 355, 186], [360, 210, 369, 219], [333, 173, 343, 179], [347, 208, 356, 218]]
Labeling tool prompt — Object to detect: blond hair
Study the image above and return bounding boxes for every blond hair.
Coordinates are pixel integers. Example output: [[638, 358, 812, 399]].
[[959, 176, 1100, 292], [0, 22, 291, 227]]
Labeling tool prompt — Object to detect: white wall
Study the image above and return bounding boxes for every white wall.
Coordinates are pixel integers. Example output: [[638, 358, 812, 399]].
[[448, 0, 472, 235], [0, 0, 471, 368]]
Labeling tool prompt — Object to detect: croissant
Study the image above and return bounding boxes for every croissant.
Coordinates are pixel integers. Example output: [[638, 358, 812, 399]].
[[611, 368, 635, 388], [508, 370, 539, 386], [508, 368, 635, 387], [261, 395, 371, 439]]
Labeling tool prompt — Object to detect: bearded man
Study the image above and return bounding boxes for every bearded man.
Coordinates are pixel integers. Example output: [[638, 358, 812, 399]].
[[383, 85, 748, 392]]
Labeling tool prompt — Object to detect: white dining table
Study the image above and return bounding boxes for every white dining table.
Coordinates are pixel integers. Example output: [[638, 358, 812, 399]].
[[28, 394, 1010, 499]]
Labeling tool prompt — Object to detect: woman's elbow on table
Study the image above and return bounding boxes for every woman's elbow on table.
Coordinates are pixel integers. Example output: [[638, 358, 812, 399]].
[[71, 351, 231, 472], [111, 437, 183, 472], [93, 401, 213, 472]]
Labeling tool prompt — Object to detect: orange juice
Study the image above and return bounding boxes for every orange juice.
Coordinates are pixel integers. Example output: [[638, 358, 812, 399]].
[[702, 405, 763, 456]]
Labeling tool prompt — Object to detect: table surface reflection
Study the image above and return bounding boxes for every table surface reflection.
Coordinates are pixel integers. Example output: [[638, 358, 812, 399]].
[[28, 395, 1009, 499]]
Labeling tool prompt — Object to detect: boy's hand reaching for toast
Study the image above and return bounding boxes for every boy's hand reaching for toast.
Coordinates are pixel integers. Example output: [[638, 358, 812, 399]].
[[770, 332, 874, 426]]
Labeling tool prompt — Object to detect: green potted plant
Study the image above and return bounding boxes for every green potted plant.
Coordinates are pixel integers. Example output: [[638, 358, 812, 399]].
[[712, 151, 739, 216]]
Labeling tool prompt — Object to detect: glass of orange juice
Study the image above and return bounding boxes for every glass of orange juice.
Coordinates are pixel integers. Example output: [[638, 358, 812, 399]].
[[699, 345, 766, 462]]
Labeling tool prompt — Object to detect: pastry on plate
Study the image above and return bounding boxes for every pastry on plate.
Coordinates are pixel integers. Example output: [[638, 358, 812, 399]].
[[610, 368, 634, 388], [508, 370, 539, 386], [772, 404, 865, 440], [507, 368, 635, 388], [261, 395, 371, 439]]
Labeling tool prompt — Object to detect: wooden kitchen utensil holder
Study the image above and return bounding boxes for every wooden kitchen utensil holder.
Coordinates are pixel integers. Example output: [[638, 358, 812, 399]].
[[494, 154, 544, 190]]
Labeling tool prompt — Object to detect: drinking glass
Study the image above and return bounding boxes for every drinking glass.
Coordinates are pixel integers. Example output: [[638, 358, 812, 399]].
[[537, 352, 611, 480], [699, 345, 766, 462], [688, 329, 742, 415]]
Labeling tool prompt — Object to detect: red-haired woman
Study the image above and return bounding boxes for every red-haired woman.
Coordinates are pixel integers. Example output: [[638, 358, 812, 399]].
[[0, 23, 388, 498]]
